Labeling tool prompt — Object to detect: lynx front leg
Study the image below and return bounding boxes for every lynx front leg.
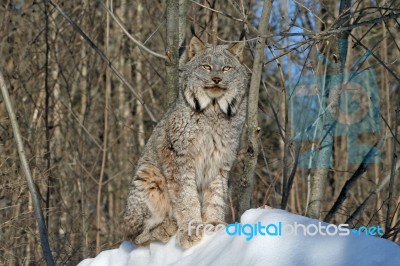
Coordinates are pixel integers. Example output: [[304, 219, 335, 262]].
[[168, 171, 203, 249], [202, 171, 229, 225]]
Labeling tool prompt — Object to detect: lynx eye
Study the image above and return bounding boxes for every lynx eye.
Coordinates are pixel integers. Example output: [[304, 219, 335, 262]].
[[202, 65, 212, 71], [222, 66, 232, 72]]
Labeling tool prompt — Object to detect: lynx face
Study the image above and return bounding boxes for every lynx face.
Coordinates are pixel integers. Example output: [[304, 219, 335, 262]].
[[182, 37, 248, 116]]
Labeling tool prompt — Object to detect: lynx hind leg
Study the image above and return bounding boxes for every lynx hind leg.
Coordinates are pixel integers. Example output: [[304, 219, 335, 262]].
[[124, 165, 173, 245]]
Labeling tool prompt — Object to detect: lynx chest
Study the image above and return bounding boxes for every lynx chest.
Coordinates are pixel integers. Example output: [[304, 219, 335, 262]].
[[189, 110, 240, 193]]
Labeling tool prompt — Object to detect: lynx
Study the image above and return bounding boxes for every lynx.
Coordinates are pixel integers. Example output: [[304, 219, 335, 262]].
[[124, 36, 248, 249]]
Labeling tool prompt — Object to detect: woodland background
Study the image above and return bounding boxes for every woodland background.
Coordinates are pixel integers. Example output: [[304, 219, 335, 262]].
[[0, 0, 399, 265]]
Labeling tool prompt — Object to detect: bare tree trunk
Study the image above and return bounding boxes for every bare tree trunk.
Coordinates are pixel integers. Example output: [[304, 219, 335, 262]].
[[115, 0, 132, 171], [178, 0, 187, 66], [166, 0, 179, 106], [96, 0, 111, 253], [135, 2, 145, 150], [208, 0, 218, 45], [43, 0, 53, 229], [306, 0, 351, 219], [25, 189, 32, 266], [79, 46, 88, 134], [379, 21, 390, 229], [238, 0, 274, 217]]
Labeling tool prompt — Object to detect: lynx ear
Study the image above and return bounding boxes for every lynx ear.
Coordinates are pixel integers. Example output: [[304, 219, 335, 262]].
[[188, 36, 206, 60], [228, 41, 245, 63]]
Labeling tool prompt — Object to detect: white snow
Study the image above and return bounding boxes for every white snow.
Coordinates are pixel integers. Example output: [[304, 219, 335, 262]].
[[78, 209, 400, 266]]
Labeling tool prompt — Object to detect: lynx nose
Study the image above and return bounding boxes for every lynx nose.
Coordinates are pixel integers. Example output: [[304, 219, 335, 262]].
[[212, 77, 222, 84]]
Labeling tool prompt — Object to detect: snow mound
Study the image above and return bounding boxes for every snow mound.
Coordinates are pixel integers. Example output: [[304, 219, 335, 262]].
[[78, 209, 400, 266]]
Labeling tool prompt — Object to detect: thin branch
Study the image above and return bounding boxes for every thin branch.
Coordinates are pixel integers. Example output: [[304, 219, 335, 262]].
[[0, 69, 55, 266], [346, 159, 400, 226], [294, 0, 325, 25], [189, 0, 245, 23], [350, 33, 400, 82], [100, 1, 168, 60], [227, 0, 260, 34], [324, 138, 384, 223], [327, 11, 400, 35], [380, 112, 400, 145]]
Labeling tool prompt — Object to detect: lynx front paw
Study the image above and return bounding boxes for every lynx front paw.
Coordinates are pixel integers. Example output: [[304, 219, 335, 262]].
[[134, 231, 151, 246], [176, 221, 204, 249], [150, 220, 177, 243]]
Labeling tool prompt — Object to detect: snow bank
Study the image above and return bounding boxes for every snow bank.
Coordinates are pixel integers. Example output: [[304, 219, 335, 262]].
[[78, 209, 400, 266]]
